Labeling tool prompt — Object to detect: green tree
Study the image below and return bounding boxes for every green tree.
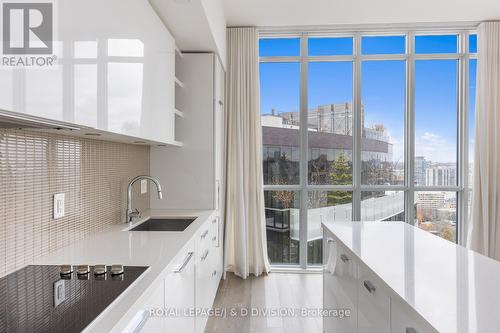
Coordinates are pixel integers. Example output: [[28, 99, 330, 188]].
[[328, 152, 353, 205]]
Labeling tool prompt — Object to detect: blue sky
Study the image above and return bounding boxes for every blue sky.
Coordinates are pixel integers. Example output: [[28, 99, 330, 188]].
[[259, 35, 477, 163]]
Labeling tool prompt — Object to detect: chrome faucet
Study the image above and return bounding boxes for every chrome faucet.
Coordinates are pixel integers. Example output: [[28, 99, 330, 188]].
[[127, 175, 163, 223]]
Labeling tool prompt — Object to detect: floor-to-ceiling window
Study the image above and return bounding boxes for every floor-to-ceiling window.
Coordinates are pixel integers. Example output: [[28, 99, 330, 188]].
[[259, 29, 477, 269]]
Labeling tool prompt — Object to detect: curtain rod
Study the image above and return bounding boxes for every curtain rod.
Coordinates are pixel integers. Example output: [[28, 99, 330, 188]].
[[256, 21, 480, 35]]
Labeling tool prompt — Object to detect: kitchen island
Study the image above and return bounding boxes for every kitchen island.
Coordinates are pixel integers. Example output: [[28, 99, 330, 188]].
[[322, 221, 500, 333]]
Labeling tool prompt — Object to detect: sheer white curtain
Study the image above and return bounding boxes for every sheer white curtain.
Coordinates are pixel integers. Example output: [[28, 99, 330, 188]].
[[468, 22, 500, 259], [223, 27, 270, 278]]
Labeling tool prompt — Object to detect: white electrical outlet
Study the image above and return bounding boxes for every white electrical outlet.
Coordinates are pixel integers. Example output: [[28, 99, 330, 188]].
[[141, 179, 148, 194], [53, 193, 65, 219], [53, 279, 65, 307]]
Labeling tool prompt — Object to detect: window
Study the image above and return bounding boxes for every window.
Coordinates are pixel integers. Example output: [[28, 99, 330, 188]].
[[308, 61, 353, 185], [415, 60, 458, 186], [260, 31, 476, 268], [308, 37, 353, 56], [260, 62, 300, 185], [361, 60, 405, 185], [362, 35, 405, 54]]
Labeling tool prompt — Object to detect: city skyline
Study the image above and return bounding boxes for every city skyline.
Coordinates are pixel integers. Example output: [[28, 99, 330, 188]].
[[260, 35, 477, 164]]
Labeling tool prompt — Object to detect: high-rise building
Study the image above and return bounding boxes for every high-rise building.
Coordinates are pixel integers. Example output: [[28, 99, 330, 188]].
[[415, 156, 427, 186], [425, 166, 456, 186]]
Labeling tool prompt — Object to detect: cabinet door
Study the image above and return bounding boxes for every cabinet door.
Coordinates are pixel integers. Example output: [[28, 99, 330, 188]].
[[391, 297, 436, 333], [0, 0, 177, 144], [195, 218, 217, 333], [357, 264, 391, 333], [165, 241, 196, 333], [209, 216, 222, 299], [135, 282, 166, 333], [323, 232, 357, 333]]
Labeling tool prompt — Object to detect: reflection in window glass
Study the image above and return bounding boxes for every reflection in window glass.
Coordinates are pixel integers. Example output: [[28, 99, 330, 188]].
[[415, 35, 458, 54], [108, 39, 144, 57], [260, 62, 300, 185], [259, 38, 300, 57], [308, 62, 353, 185], [25, 69, 63, 120], [361, 60, 405, 185], [361, 191, 404, 221], [265, 190, 300, 265], [362, 36, 405, 54], [74, 41, 97, 58], [469, 34, 477, 53], [74, 64, 98, 127], [308, 37, 353, 56], [415, 60, 457, 186], [415, 191, 457, 242], [308, 191, 352, 265], [0, 68, 14, 111], [107, 63, 143, 135]]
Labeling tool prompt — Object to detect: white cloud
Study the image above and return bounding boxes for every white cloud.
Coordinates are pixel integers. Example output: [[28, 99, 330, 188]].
[[416, 132, 456, 163]]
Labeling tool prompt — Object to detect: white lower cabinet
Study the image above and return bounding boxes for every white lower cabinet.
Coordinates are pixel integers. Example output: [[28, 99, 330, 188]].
[[164, 240, 196, 332], [124, 216, 222, 333], [323, 229, 434, 333], [195, 215, 222, 333], [323, 235, 358, 333], [357, 264, 391, 333], [391, 297, 437, 333]]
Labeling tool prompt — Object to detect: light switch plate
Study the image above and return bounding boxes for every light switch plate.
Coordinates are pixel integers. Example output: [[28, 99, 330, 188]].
[[140, 179, 147, 194], [53, 193, 65, 219]]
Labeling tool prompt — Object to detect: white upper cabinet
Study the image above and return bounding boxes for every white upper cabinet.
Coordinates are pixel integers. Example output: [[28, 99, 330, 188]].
[[0, 0, 177, 145]]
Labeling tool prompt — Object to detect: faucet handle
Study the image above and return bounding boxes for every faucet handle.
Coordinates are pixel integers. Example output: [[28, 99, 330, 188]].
[[128, 208, 141, 222]]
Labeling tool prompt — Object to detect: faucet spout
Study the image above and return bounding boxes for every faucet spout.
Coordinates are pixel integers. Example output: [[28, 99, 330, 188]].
[[126, 175, 163, 223]]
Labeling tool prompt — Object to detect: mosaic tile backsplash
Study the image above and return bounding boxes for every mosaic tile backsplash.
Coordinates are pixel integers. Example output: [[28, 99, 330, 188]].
[[0, 129, 150, 277]]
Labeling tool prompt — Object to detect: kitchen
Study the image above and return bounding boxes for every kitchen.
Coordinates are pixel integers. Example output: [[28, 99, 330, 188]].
[[1, 0, 500, 332]]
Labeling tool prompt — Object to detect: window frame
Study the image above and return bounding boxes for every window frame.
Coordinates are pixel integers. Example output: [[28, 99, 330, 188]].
[[259, 27, 477, 270]]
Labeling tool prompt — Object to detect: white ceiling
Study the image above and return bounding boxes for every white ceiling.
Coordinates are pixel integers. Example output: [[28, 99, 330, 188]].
[[221, 0, 500, 27]]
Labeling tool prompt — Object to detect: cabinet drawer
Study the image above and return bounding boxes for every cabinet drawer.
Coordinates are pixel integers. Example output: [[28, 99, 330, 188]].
[[357, 264, 391, 333], [210, 216, 220, 248], [323, 234, 357, 333], [391, 296, 436, 333], [196, 220, 212, 255]]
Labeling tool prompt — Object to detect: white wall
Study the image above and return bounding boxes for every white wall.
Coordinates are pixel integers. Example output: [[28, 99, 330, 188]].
[[201, 0, 227, 68]]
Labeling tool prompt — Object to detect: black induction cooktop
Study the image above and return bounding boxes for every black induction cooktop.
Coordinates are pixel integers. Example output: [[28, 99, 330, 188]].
[[0, 265, 148, 333]]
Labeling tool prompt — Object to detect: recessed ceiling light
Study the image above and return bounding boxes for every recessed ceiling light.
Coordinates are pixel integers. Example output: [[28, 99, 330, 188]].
[[133, 141, 146, 144], [84, 133, 101, 136]]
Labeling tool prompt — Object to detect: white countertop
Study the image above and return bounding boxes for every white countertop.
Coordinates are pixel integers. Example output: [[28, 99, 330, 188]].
[[322, 221, 500, 333], [34, 209, 216, 333]]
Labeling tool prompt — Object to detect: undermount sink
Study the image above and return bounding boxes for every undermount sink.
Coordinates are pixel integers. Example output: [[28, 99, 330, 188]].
[[129, 218, 196, 231]]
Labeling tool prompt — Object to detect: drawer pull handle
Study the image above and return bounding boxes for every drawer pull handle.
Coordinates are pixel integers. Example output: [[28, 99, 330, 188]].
[[326, 238, 335, 244], [212, 270, 217, 277], [340, 254, 349, 263], [201, 250, 209, 261], [406, 329, 418, 333], [363, 280, 376, 294], [201, 230, 209, 239], [173, 252, 194, 273]]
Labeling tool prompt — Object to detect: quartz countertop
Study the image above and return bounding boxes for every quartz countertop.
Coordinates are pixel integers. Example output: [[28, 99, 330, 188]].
[[322, 221, 500, 333], [34, 209, 216, 333]]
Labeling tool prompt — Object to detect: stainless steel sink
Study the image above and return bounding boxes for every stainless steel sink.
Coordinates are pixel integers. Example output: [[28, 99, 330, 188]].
[[129, 218, 196, 231]]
